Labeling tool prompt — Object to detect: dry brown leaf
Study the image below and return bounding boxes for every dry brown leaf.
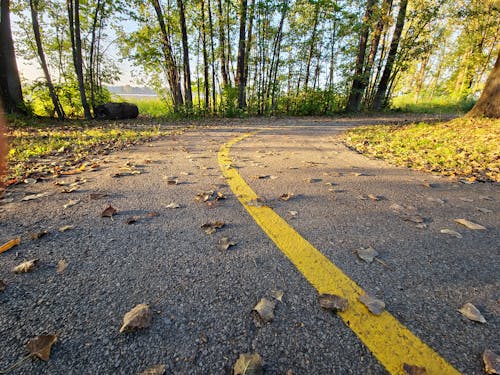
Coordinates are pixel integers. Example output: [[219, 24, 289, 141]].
[[58, 225, 74, 232], [356, 247, 379, 263], [101, 205, 117, 218], [483, 349, 500, 374], [440, 229, 462, 238], [272, 290, 284, 302], [146, 212, 160, 218], [458, 302, 486, 323], [30, 231, 49, 240], [367, 194, 382, 201], [195, 191, 214, 202], [27, 334, 57, 361], [12, 259, 38, 274], [90, 193, 108, 200], [454, 219, 486, 230], [119, 303, 153, 333], [201, 221, 225, 235], [403, 363, 427, 375], [252, 298, 276, 323], [56, 259, 68, 274], [288, 211, 298, 218], [21, 192, 49, 201], [233, 353, 263, 375], [427, 197, 445, 204], [318, 294, 348, 312], [476, 207, 493, 214], [0, 237, 21, 254], [358, 294, 385, 315], [126, 216, 141, 225], [218, 237, 236, 251], [61, 186, 78, 193], [0, 280, 6, 292], [137, 364, 166, 375], [279, 193, 294, 201], [401, 214, 425, 224], [215, 191, 226, 201], [63, 199, 80, 209], [166, 202, 180, 209]]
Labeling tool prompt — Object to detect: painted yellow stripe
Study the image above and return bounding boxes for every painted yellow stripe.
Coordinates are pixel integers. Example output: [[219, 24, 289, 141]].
[[219, 132, 461, 375]]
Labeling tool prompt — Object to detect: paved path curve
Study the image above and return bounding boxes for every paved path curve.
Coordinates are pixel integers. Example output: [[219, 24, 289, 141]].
[[0, 117, 498, 374]]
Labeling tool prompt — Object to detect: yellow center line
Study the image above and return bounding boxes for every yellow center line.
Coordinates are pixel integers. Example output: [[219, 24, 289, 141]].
[[218, 132, 461, 375]]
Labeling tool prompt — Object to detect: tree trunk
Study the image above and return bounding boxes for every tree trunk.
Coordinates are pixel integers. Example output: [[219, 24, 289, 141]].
[[235, 0, 248, 109], [467, 50, 500, 118], [371, 0, 408, 110], [30, 0, 65, 119], [216, 0, 229, 87], [151, 0, 184, 110], [345, 0, 376, 112], [89, 0, 103, 113], [67, 0, 92, 119], [201, 0, 210, 110], [304, 3, 321, 92], [177, 0, 193, 108], [0, 0, 25, 114], [207, 0, 217, 111]]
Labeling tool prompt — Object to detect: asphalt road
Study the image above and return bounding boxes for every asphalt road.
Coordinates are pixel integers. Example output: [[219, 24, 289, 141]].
[[0, 116, 498, 375]]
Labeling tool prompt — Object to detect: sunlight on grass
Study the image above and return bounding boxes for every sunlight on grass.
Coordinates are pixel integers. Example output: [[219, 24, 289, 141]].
[[391, 96, 476, 114], [344, 117, 500, 182]]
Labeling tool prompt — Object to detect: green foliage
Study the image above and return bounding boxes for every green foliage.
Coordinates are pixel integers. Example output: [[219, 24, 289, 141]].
[[391, 95, 476, 114], [344, 117, 500, 182]]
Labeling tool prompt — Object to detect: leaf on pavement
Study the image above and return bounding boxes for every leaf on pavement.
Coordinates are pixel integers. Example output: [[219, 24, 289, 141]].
[[358, 294, 385, 315], [0, 280, 6, 292], [21, 192, 49, 201], [138, 364, 166, 375], [126, 216, 141, 225], [358, 194, 382, 201], [458, 303, 486, 323], [218, 237, 236, 251], [476, 207, 492, 214], [201, 221, 225, 235], [0, 237, 21, 254], [279, 193, 294, 201], [272, 289, 284, 302], [63, 199, 80, 209], [288, 211, 298, 218], [58, 225, 74, 232], [215, 191, 226, 201], [56, 259, 68, 274], [90, 193, 108, 200], [403, 363, 427, 375], [233, 353, 263, 375], [483, 350, 500, 374], [119, 303, 153, 333], [12, 259, 38, 274], [101, 205, 117, 218], [146, 212, 160, 218], [30, 231, 49, 240], [454, 219, 486, 230], [356, 247, 379, 263], [166, 202, 180, 209], [27, 334, 58, 361], [440, 229, 462, 238], [195, 190, 214, 202], [318, 294, 348, 312], [427, 197, 445, 204], [61, 186, 78, 193], [252, 298, 276, 323], [401, 214, 426, 224]]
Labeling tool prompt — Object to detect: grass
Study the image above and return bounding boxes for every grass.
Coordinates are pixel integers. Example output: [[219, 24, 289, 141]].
[[344, 117, 500, 182], [391, 95, 476, 114], [5, 117, 183, 181]]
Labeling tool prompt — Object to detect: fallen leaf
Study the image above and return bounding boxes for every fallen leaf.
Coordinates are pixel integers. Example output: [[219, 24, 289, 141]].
[[58, 225, 74, 232], [288, 211, 298, 218], [215, 191, 226, 201], [138, 364, 166, 375], [166, 177, 178, 185], [356, 247, 379, 263], [218, 237, 236, 251], [201, 221, 225, 235], [166, 202, 180, 209], [479, 195, 493, 201], [279, 193, 294, 201], [21, 192, 49, 201], [61, 186, 78, 193], [403, 363, 427, 375], [454, 219, 486, 230], [0, 237, 21, 254], [367, 194, 382, 201], [253, 175, 270, 179], [30, 231, 49, 240], [427, 197, 445, 204], [101, 205, 117, 218], [476, 207, 493, 214], [146, 212, 159, 218], [272, 290, 284, 302], [54, 180, 68, 186], [126, 216, 141, 225], [233, 353, 263, 375], [27, 334, 57, 361], [90, 193, 108, 200], [401, 214, 425, 224], [318, 294, 348, 312], [358, 294, 385, 315], [12, 259, 38, 273], [440, 229, 463, 238], [252, 298, 276, 323], [0, 280, 6, 292], [458, 302, 486, 323], [56, 259, 68, 274], [195, 191, 214, 202], [483, 349, 500, 374], [459, 197, 474, 202], [63, 199, 80, 209], [119, 303, 153, 333]]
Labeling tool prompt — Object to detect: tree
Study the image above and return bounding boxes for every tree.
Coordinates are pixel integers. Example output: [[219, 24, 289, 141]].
[[29, 0, 65, 119], [235, 0, 248, 109], [467, 50, 500, 118], [177, 0, 193, 108], [0, 0, 25, 114]]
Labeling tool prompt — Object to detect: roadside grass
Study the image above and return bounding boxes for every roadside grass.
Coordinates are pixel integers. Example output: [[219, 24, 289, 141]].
[[5, 117, 180, 181], [344, 117, 500, 182], [391, 96, 476, 114]]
